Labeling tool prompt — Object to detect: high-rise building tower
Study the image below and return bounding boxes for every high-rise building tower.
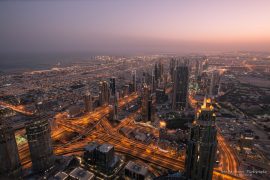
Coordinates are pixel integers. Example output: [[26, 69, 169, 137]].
[[111, 98, 118, 121], [0, 123, 22, 179], [158, 60, 164, 79], [185, 98, 217, 180], [154, 61, 164, 85], [99, 81, 109, 105], [151, 70, 156, 92], [109, 77, 116, 97], [209, 70, 221, 96], [154, 63, 159, 81], [109, 77, 118, 121], [132, 70, 137, 92], [169, 58, 176, 82], [141, 84, 154, 122], [26, 117, 55, 173], [84, 91, 93, 112], [172, 63, 189, 110]]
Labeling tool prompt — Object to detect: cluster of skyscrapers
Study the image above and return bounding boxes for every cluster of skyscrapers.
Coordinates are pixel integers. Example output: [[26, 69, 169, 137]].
[[0, 57, 221, 180]]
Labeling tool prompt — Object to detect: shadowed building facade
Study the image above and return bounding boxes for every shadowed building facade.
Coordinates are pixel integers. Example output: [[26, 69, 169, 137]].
[[141, 84, 154, 122], [172, 64, 189, 111], [0, 123, 22, 179], [26, 117, 55, 173], [109, 77, 118, 121], [185, 98, 217, 180]]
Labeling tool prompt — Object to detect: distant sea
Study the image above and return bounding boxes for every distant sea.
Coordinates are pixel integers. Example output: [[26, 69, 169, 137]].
[[0, 53, 96, 74]]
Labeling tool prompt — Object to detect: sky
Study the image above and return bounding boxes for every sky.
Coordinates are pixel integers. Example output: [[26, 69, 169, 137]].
[[1, 0, 270, 54]]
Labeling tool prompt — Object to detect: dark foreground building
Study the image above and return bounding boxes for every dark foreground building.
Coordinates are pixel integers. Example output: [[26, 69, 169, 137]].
[[83, 142, 120, 174], [0, 123, 22, 179], [26, 117, 55, 173], [185, 98, 217, 180]]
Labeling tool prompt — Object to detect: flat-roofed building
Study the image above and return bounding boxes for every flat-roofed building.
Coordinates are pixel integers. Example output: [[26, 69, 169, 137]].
[[124, 161, 149, 180], [95, 143, 120, 173], [69, 167, 94, 180], [53, 171, 68, 180]]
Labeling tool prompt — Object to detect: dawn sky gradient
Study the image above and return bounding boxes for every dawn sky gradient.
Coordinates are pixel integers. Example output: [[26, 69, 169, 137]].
[[1, 0, 270, 54]]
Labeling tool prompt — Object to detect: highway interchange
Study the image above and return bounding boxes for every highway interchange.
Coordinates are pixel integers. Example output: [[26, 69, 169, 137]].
[[1, 92, 243, 180]]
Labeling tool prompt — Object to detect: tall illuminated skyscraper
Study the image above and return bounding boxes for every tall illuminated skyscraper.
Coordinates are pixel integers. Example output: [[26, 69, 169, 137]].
[[172, 62, 189, 110], [0, 123, 22, 179], [185, 98, 217, 180], [26, 117, 55, 172]]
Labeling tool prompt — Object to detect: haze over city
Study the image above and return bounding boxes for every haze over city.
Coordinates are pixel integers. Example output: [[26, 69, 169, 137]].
[[1, 0, 270, 54]]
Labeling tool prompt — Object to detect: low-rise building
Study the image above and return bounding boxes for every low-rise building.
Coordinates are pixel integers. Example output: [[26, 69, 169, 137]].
[[69, 167, 95, 180], [123, 161, 149, 180]]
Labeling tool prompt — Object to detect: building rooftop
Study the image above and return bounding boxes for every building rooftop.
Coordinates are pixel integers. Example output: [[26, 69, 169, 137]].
[[53, 171, 68, 180], [69, 167, 94, 180], [97, 143, 113, 153], [125, 161, 148, 176], [84, 142, 99, 152]]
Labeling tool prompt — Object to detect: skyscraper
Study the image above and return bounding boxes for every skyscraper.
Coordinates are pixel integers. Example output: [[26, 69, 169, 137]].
[[209, 70, 221, 96], [132, 70, 137, 92], [84, 91, 93, 112], [169, 58, 176, 82], [172, 62, 189, 110], [99, 81, 109, 105], [0, 123, 22, 179], [158, 60, 164, 80], [151, 70, 156, 92], [185, 98, 217, 180], [109, 77, 118, 121], [141, 84, 154, 122], [26, 117, 55, 173], [111, 99, 118, 121], [154, 61, 164, 87], [109, 77, 116, 97]]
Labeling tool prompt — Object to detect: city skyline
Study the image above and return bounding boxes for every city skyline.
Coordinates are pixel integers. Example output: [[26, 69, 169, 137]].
[[1, 1, 270, 54], [0, 1, 270, 180]]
